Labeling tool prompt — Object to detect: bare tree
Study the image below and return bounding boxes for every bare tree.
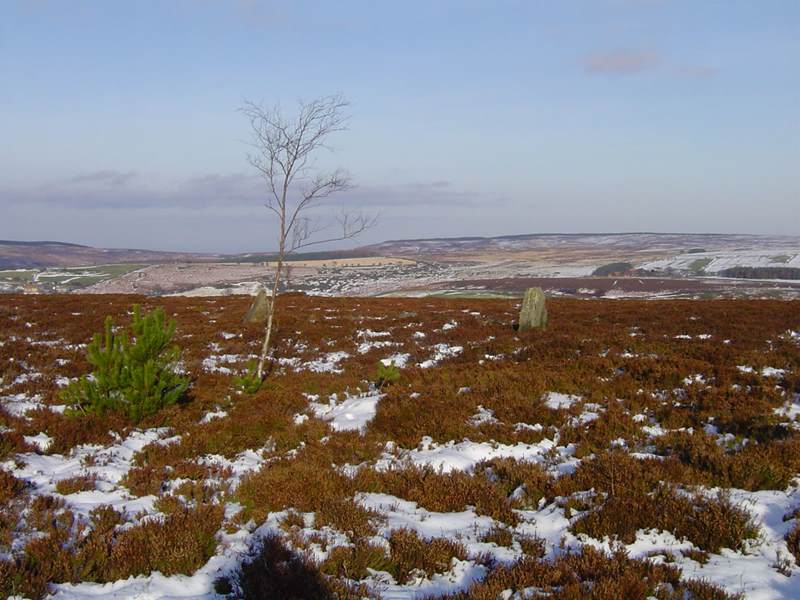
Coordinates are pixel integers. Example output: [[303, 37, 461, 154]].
[[241, 95, 375, 379]]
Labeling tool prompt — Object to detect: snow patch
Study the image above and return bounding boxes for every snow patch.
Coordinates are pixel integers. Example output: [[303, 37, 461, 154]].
[[543, 392, 582, 410], [304, 351, 350, 374], [381, 353, 410, 368], [9, 428, 170, 518], [418, 343, 463, 369], [199, 410, 228, 424], [377, 436, 578, 476], [308, 392, 384, 433]]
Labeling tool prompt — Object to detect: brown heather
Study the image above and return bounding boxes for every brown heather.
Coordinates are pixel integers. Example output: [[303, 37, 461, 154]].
[[479, 524, 514, 547], [321, 539, 397, 581], [354, 464, 519, 525], [25, 408, 127, 455], [218, 533, 372, 599], [278, 509, 307, 530], [235, 453, 355, 523], [319, 528, 470, 584], [103, 502, 223, 578], [54, 473, 97, 495], [437, 546, 740, 600], [478, 457, 551, 508], [0, 410, 33, 460], [0, 468, 25, 502], [785, 519, 800, 564], [0, 500, 223, 600], [0, 294, 798, 598], [571, 485, 759, 553], [387, 528, 470, 582], [682, 548, 711, 565]]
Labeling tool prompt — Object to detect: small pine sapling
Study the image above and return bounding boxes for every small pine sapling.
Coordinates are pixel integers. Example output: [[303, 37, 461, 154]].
[[62, 305, 189, 421], [375, 361, 401, 391], [233, 360, 263, 394]]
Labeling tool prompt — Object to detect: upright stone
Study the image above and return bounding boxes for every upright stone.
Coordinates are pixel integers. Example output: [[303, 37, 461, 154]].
[[243, 289, 271, 325], [518, 287, 547, 331]]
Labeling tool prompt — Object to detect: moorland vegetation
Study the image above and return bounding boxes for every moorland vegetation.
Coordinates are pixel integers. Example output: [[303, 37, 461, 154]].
[[0, 294, 799, 598]]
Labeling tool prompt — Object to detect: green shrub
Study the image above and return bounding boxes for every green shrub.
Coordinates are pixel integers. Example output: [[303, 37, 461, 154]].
[[62, 305, 189, 422]]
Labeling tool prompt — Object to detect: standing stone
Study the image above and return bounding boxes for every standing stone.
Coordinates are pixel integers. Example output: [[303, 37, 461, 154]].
[[518, 287, 548, 331], [243, 289, 271, 325]]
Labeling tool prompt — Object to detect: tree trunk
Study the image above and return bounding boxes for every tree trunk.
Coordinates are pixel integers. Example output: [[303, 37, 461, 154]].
[[256, 257, 283, 379]]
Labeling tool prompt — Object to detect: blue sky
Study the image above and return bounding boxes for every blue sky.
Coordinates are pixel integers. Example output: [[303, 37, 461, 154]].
[[1, 0, 798, 252]]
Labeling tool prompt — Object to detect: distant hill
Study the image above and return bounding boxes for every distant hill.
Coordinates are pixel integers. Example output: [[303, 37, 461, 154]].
[[2, 232, 799, 269], [0, 240, 367, 269], [0, 240, 222, 269], [358, 232, 800, 257]]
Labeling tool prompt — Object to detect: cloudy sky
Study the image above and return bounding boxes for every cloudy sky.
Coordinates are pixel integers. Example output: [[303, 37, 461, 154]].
[[1, 0, 798, 252]]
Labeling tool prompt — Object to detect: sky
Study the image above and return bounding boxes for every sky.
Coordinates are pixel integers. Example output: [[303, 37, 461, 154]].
[[1, 0, 798, 253]]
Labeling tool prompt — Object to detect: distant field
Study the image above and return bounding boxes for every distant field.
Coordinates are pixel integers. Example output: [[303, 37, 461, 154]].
[[0, 269, 37, 282], [2, 294, 800, 598], [263, 256, 415, 268], [378, 288, 515, 299], [32, 264, 148, 287], [421, 275, 800, 300]]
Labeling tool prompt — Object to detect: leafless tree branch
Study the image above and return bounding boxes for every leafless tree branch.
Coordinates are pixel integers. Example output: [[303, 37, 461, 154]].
[[240, 94, 377, 379], [289, 210, 378, 252]]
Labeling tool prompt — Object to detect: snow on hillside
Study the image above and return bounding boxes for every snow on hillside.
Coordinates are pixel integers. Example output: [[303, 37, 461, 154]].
[[641, 249, 800, 274]]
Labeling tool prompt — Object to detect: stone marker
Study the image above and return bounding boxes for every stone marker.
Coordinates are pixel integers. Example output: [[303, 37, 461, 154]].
[[518, 287, 547, 331], [243, 289, 271, 325]]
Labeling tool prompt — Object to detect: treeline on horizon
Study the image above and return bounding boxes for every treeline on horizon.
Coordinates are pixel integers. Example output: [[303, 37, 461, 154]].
[[719, 267, 800, 280]]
